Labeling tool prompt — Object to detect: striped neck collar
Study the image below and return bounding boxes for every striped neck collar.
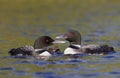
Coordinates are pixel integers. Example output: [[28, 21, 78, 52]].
[[69, 44, 81, 49], [35, 49, 47, 54]]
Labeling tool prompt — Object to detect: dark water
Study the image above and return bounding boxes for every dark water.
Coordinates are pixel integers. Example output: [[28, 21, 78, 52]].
[[0, 53, 120, 78], [0, 0, 120, 78]]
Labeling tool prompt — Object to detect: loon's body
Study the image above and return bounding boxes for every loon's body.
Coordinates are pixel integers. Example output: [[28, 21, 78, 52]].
[[9, 36, 60, 57], [56, 30, 115, 55]]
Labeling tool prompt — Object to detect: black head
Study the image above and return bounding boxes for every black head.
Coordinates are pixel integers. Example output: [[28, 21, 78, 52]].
[[34, 36, 54, 49], [57, 29, 81, 45]]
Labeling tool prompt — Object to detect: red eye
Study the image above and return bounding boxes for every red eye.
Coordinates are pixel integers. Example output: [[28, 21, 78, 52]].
[[46, 39, 49, 42]]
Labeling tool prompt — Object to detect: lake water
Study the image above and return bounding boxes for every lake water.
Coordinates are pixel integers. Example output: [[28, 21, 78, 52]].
[[0, 0, 120, 78]]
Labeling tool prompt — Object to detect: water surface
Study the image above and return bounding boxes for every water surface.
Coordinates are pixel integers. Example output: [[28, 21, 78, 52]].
[[0, 0, 120, 78]]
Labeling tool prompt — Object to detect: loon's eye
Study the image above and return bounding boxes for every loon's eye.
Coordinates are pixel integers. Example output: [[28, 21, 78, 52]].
[[46, 39, 49, 42]]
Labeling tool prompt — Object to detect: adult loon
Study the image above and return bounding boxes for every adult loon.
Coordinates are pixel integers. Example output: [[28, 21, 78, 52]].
[[56, 29, 115, 55], [8, 36, 62, 57]]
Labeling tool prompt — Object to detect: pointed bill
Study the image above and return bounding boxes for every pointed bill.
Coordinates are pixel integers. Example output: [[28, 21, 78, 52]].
[[52, 40, 66, 44], [56, 35, 67, 39]]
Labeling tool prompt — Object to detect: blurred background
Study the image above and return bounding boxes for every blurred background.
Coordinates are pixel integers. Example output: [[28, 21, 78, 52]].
[[0, 0, 120, 78], [0, 0, 120, 52]]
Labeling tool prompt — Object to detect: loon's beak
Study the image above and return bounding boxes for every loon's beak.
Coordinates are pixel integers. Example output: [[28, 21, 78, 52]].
[[52, 40, 66, 44], [56, 34, 68, 39], [55, 34, 68, 43]]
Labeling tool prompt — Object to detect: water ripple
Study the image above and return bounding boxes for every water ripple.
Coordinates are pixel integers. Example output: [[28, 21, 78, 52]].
[[0, 67, 13, 71], [33, 72, 61, 78], [109, 71, 120, 75]]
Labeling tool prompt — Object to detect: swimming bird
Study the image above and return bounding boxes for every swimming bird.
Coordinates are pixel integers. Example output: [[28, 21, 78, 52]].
[[56, 29, 115, 55], [8, 36, 62, 57]]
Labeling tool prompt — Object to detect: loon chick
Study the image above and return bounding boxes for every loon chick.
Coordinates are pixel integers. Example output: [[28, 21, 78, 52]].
[[8, 36, 61, 57], [56, 29, 115, 55]]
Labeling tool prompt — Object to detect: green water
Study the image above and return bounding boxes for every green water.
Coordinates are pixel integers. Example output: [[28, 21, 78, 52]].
[[0, 0, 120, 78]]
